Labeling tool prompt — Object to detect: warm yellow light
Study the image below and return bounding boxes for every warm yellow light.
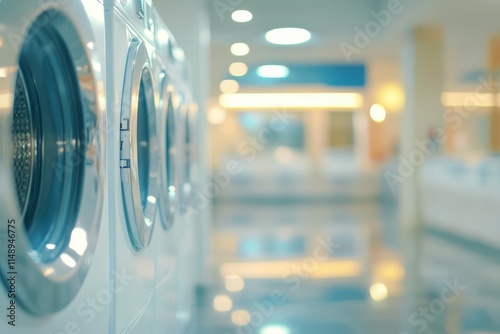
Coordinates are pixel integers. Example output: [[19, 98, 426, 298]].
[[220, 260, 362, 279], [441, 92, 496, 107], [231, 10, 253, 23], [373, 261, 405, 281], [224, 275, 245, 292], [0, 37, 4, 48], [213, 295, 233, 312], [231, 310, 250, 326], [376, 83, 405, 111], [0, 93, 13, 109], [207, 107, 227, 125], [229, 62, 248, 77], [370, 283, 388, 301], [231, 43, 249, 56], [219, 93, 363, 109], [219, 80, 240, 94], [370, 104, 386, 123]]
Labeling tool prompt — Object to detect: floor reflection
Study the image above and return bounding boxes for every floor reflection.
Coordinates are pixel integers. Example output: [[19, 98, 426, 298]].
[[192, 199, 500, 334]]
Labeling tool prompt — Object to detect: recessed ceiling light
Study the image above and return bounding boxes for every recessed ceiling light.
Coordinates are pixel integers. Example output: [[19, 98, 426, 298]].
[[231, 43, 249, 56], [232, 10, 253, 23], [219, 79, 240, 94], [213, 295, 233, 312], [231, 310, 250, 326], [257, 65, 290, 78], [229, 62, 248, 76], [265, 27, 311, 45]]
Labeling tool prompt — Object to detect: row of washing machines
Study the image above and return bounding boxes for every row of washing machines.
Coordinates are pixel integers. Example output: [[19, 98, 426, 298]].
[[0, 0, 199, 333]]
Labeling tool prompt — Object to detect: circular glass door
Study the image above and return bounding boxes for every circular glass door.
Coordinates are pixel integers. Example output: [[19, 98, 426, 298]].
[[159, 81, 177, 229], [0, 9, 104, 315], [119, 39, 158, 251]]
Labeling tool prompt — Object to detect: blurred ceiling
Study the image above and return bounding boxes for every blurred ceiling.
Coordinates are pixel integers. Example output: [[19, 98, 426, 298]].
[[207, 0, 500, 93]]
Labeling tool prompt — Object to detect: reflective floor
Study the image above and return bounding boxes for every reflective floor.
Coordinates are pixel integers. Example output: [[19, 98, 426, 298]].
[[190, 199, 500, 334]]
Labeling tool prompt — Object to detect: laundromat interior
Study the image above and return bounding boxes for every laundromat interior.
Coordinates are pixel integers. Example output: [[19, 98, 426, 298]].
[[1, 0, 500, 333]]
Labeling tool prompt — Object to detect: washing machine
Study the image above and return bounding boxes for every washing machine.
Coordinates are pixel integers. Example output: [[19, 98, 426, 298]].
[[104, 0, 159, 332], [151, 9, 180, 334], [152, 9, 192, 333], [0, 0, 110, 332]]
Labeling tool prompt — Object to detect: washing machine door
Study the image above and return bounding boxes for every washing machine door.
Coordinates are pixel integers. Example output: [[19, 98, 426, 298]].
[[179, 96, 197, 214], [120, 39, 158, 251], [0, 9, 104, 315], [158, 77, 177, 229]]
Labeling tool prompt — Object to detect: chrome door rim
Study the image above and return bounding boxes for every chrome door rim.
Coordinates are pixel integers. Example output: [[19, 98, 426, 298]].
[[120, 39, 158, 251], [158, 75, 177, 229], [0, 8, 104, 315]]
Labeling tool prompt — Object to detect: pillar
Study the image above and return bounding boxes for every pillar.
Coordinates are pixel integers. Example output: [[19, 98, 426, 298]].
[[399, 27, 444, 230], [489, 35, 500, 152]]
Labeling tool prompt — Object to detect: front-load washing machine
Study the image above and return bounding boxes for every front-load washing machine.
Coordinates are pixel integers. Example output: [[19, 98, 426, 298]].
[[151, 7, 200, 333], [151, 9, 183, 333], [0, 0, 110, 332], [104, 0, 159, 332]]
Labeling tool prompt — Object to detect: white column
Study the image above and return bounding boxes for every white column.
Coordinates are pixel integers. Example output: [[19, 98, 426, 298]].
[[399, 27, 444, 230]]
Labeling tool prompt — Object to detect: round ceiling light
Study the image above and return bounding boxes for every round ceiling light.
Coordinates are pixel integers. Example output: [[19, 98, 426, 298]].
[[231, 43, 250, 56], [265, 27, 311, 45], [229, 62, 248, 76], [219, 79, 240, 94], [232, 10, 253, 23], [370, 104, 387, 123]]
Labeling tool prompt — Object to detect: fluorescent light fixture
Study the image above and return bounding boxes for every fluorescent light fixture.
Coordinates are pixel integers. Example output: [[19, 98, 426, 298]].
[[257, 65, 290, 78], [229, 62, 248, 76], [370, 104, 386, 123], [231, 43, 249, 56], [265, 27, 311, 45], [441, 92, 496, 107], [219, 79, 240, 94], [260, 325, 291, 334], [220, 260, 362, 279], [213, 295, 233, 312], [232, 10, 253, 23], [219, 93, 363, 109]]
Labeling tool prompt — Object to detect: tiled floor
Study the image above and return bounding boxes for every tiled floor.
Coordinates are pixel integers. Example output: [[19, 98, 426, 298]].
[[190, 199, 500, 334]]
